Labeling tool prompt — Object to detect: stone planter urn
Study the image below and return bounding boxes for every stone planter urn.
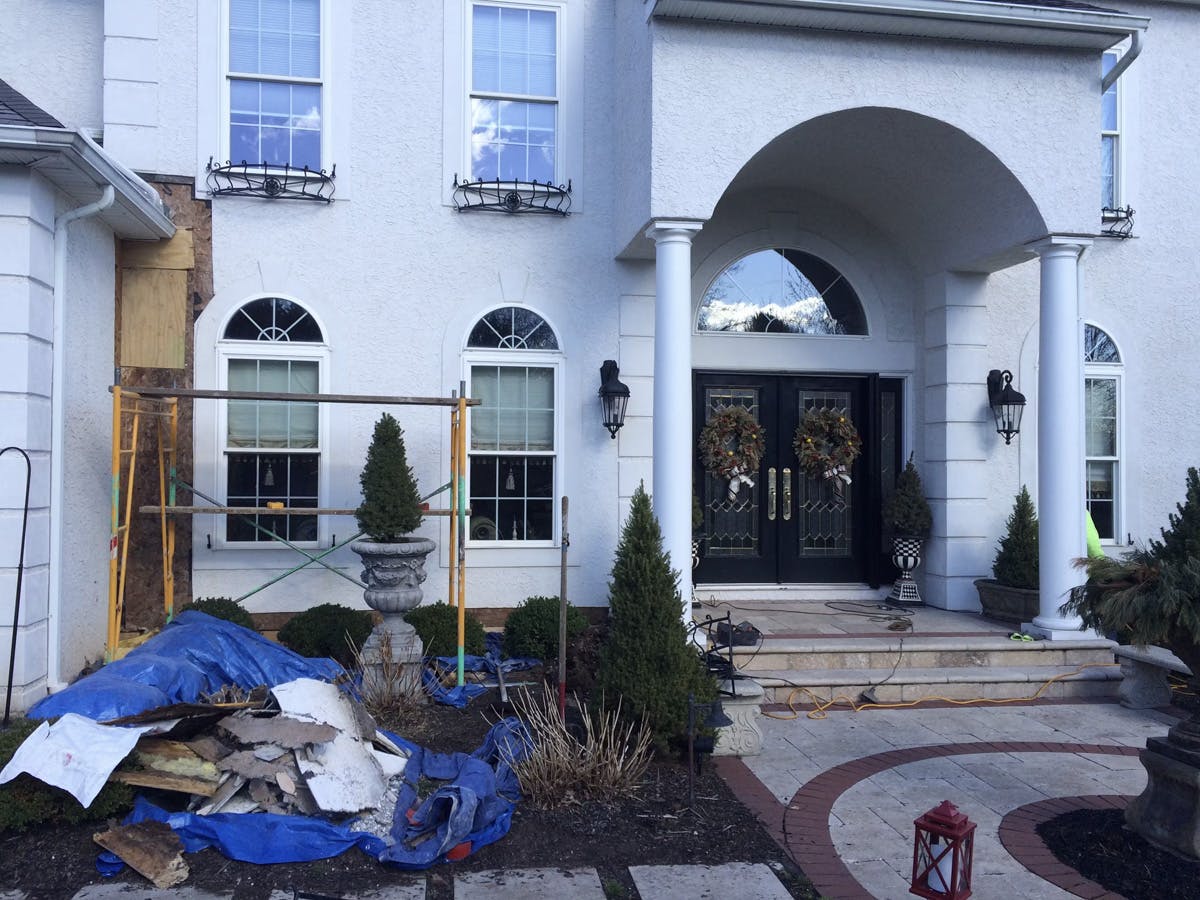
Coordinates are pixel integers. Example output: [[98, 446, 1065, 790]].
[[888, 536, 925, 605], [351, 537, 436, 665], [974, 578, 1039, 626]]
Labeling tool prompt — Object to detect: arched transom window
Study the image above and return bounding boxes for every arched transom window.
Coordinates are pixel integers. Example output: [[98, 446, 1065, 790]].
[[1084, 324, 1122, 542], [219, 297, 326, 545], [697, 249, 867, 335], [465, 306, 560, 544]]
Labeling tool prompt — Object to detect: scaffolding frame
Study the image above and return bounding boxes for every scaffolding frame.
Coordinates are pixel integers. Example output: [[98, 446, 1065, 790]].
[[108, 384, 476, 685]]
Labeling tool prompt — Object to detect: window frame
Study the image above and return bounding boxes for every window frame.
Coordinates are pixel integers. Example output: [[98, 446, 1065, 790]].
[[1083, 323, 1123, 545], [462, 308, 564, 549], [219, 0, 332, 173], [1101, 46, 1125, 216], [214, 300, 331, 550]]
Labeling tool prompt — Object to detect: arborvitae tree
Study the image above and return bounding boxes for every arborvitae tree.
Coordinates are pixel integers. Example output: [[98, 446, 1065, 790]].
[[598, 483, 714, 752], [1149, 467, 1200, 566], [993, 486, 1039, 589], [883, 454, 933, 538], [356, 412, 423, 542]]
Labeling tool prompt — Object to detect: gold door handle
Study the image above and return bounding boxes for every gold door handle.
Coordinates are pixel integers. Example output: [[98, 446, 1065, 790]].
[[767, 467, 777, 521], [782, 468, 792, 521]]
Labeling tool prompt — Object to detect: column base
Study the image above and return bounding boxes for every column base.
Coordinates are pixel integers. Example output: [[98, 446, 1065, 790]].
[[1026, 615, 1098, 641]]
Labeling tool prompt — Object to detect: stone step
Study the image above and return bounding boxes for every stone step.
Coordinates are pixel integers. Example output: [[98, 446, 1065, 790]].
[[729, 636, 1117, 673], [754, 662, 1122, 705]]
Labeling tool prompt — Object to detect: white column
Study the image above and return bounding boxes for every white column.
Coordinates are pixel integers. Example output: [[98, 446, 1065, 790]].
[[1027, 236, 1094, 640], [645, 220, 703, 618]]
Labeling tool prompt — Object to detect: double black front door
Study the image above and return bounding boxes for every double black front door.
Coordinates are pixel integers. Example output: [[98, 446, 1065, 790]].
[[694, 372, 902, 585]]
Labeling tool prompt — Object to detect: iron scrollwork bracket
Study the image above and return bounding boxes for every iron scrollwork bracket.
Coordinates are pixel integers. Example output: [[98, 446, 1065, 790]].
[[1101, 205, 1134, 238], [206, 157, 336, 202], [451, 175, 572, 216]]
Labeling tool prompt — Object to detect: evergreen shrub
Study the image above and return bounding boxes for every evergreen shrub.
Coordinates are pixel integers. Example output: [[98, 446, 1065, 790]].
[[404, 601, 487, 658], [277, 603, 373, 667], [187, 596, 255, 630], [0, 718, 134, 833], [356, 412, 423, 542], [503, 595, 588, 661], [598, 483, 715, 752], [883, 454, 933, 538], [994, 486, 1039, 590]]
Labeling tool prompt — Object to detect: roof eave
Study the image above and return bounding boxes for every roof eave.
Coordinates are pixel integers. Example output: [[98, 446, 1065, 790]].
[[0, 126, 174, 240], [647, 0, 1149, 50]]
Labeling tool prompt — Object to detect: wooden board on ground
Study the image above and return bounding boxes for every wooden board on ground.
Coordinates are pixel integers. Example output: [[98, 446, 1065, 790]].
[[94, 820, 189, 889]]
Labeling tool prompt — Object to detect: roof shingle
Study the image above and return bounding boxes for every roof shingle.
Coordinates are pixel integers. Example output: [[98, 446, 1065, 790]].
[[0, 78, 64, 129]]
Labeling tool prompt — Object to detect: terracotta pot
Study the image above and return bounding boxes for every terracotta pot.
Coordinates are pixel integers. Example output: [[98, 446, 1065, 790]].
[[974, 578, 1039, 626]]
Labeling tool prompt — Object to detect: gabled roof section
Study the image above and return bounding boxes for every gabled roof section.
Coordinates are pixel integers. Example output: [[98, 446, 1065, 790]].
[[648, 0, 1148, 50], [0, 78, 64, 128]]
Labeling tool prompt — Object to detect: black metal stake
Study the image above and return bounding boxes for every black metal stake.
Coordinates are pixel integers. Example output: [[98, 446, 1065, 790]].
[[687, 693, 697, 810], [2, 446, 32, 728]]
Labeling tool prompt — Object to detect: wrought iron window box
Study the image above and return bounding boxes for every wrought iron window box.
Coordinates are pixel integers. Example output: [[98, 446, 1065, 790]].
[[452, 175, 571, 216], [1101, 205, 1134, 238], [207, 158, 336, 202]]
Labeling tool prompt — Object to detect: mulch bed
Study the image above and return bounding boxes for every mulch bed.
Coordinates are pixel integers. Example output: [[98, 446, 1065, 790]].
[[1037, 807, 1200, 900], [0, 685, 817, 900]]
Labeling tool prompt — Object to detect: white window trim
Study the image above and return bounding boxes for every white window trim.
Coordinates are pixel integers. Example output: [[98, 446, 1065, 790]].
[[462, 348, 564, 549], [1101, 42, 1128, 217], [214, 335, 332, 550], [442, 0, 584, 209], [1084, 323, 1123, 545]]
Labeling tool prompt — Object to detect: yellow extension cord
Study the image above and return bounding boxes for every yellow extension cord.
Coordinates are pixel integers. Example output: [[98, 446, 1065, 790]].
[[761, 661, 1123, 720]]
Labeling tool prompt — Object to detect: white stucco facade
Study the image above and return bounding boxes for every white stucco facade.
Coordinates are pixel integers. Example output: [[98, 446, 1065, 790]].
[[6, 0, 1200, 708]]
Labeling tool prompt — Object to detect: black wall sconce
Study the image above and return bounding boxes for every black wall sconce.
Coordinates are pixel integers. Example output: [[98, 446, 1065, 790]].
[[598, 360, 630, 439], [986, 369, 1026, 445]]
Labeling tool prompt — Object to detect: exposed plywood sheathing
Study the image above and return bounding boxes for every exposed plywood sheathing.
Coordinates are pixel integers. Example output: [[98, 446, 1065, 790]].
[[119, 267, 188, 369]]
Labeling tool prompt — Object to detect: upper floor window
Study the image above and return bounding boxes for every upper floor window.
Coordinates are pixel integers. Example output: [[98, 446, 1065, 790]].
[[1084, 323, 1122, 543], [220, 297, 326, 545], [465, 306, 561, 544], [697, 249, 868, 335], [1101, 50, 1121, 212], [469, 3, 558, 183], [228, 0, 322, 170]]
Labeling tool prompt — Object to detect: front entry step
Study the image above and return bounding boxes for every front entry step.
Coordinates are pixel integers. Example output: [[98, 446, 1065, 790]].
[[695, 583, 888, 603]]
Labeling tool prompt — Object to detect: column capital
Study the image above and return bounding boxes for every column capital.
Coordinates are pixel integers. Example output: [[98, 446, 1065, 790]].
[[645, 219, 704, 244], [1025, 234, 1093, 258]]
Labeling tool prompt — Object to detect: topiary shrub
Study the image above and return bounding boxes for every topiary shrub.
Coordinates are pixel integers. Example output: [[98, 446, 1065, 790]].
[[598, 483, 716, 753], [404, 601, 486, 658], [503, 595, 588, 661], [994, 486, 1039, 590], [883, 454, 933, 539], [0, 718, 134, 833], [356, 412, 423, 542], [187, 596, 255, 630], [277, 603, 373, 667]]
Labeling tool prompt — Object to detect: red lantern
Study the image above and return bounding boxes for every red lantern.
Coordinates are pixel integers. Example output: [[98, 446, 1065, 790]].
[[910, 800, 976, 899]]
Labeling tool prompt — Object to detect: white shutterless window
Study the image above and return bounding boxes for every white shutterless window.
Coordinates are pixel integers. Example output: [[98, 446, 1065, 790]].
[[1101, 50, 1122, 212], [464, 306, 562, 545], [217, 297, 329, 547], [1084, 324, 1123, 543]]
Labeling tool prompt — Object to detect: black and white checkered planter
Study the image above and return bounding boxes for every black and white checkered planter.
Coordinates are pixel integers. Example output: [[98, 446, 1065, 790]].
[[888, 536, 924, 605]]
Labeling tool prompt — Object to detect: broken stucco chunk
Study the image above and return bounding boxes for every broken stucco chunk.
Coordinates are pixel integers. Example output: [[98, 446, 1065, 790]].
[[217, 713, 337, 748]]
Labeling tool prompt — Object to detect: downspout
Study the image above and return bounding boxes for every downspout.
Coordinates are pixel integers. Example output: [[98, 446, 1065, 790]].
[[47, 185, 115, 692], [1102, 28, 1142, 93]]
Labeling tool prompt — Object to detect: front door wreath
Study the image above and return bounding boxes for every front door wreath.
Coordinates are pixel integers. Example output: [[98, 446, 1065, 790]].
[[699, 406, 765, 501], [794, 408, 861, 494]]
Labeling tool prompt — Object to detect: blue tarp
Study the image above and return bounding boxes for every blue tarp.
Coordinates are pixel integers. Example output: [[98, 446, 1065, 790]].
[[424, 632, 539, 709], [22, 611, 532, 871]]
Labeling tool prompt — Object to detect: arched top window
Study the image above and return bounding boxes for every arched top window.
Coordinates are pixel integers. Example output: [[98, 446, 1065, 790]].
[[223, 297, 324, 343], [697, 249, 867, 335], [467, 306, 559, 350], [1084, 323, 1121, 363]]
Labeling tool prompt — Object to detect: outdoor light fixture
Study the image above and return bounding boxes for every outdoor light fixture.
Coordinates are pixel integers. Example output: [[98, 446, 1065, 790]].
[[686, 693, 733, 809], [910, 800, 976, 899], [986, 369, 1026, 445], [598, 359, 630, 439]]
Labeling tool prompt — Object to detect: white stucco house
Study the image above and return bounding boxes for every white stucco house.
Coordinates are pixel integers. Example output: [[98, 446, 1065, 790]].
[[2, 0, 1197, 710]]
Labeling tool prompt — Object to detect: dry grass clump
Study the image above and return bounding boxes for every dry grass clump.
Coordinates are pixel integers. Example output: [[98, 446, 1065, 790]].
[[348, 629, 428, 730], [506, 689, 653, 809]]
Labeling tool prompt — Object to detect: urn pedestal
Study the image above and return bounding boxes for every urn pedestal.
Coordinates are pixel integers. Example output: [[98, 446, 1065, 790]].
[[351, 537, 436, 691], [888, 536, 924, 605]]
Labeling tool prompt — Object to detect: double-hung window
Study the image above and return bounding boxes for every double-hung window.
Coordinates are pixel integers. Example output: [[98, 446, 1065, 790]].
[[220, 297, 326, 545], [227, 0, 323, 169], [1101, 50, 1121, 211], [1084, 324, 1122, 542], [466, 307, 561, 543], [469, 3, 558, 183]]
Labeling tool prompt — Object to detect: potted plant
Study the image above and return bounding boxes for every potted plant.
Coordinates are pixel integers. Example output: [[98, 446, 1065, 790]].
[[975, 486, 1039, 625], [1062, 467, 1200, 858], [350, 412, 434, 665], [883, 454, 933, 604]]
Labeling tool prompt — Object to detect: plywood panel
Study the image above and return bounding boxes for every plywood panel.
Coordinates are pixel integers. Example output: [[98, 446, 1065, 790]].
[[120, 268, 187, 369], [120, 229, 194, 270]]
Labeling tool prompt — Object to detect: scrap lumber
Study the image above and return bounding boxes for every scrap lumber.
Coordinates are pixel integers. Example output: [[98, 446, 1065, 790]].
[[103, 699, 261, 727], [93, 821, 189, 889], [133, 738, 222, 782], [110, 769, 220, 797]]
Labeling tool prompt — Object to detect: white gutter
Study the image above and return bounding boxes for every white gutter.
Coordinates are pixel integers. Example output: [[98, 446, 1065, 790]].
[[47, 185, 115, 692], [1102, 27, 1142, 92]]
